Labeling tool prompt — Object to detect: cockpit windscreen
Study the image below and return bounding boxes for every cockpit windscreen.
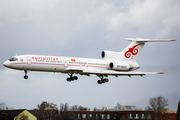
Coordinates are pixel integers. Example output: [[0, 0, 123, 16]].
[[9, 57, 18, 61]]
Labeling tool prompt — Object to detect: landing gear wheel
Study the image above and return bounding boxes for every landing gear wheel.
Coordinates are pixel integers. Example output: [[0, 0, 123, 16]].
[[67, 78, 71, 82], [24, 75, 28, 79], [66, 73, 78, 82], [104, 78, 109, 82], [97, 80, 102, 84], [71, 77, 74, 81], [101, 79, 105, 83], [24, 70, 28, 79], [73, 76, 78, 80]]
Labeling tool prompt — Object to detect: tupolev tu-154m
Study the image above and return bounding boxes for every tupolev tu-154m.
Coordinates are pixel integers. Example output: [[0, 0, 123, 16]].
[[3, 38, 175, 84]]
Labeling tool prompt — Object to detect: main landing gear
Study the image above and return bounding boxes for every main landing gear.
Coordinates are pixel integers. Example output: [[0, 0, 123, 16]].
[[67, 73, 78, 82], [24, 70, 28, 79], [97, 75, 109, 84]]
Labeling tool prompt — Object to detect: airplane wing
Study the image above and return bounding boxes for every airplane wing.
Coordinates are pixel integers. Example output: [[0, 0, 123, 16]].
[[65, 67, 163, 77], [82, 70, 163, 77]]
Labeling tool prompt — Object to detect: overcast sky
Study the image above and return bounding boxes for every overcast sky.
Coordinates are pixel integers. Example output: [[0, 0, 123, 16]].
[[0, 0, 180, 111]]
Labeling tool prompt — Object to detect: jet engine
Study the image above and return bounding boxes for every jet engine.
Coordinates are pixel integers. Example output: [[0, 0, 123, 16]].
[[101, 51, 120, 59], [109, 61, 132, 71]]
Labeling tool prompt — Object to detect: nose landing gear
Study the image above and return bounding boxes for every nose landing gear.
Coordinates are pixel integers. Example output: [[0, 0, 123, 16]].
[[24, 70, 28, 79], [66, 73, 78, 82]]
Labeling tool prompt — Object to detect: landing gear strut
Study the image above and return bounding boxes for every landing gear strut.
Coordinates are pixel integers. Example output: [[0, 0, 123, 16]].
[[24, 70, 28, 79], [66, 73, 78, 82], [97, 75, 109, 84]]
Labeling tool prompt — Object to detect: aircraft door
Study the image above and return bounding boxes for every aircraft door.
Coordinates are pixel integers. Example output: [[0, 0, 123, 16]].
[[63, 58, 68, 67], [27, 56, 31, 65], [84, 61, 87, 67]]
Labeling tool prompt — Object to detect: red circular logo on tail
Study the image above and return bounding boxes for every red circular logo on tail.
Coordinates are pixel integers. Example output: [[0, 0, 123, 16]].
[[124, 44, 141, 58]]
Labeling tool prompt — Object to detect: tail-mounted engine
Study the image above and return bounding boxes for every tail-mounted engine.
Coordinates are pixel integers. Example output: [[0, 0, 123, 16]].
[[101, 51, 134, 71], [109, 61, 132, 71], [101, 51, 120, 59]]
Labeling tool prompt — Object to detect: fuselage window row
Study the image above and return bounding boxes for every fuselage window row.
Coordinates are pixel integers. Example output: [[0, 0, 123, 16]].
[[34, 60, 62, 63], [69, 62, 106, 66]]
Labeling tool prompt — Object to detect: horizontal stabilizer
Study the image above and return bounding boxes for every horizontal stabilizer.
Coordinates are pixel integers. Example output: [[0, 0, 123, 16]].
[[125, 38, 176, 42]]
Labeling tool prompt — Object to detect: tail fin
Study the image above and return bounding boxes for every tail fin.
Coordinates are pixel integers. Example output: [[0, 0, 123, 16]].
[[121, 38, 176, 61]]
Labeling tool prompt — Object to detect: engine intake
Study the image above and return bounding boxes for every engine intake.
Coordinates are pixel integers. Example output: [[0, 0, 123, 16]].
[[101, 51, 120, 59], [101, 51, 105, 58], [109, 62, 114, 69]]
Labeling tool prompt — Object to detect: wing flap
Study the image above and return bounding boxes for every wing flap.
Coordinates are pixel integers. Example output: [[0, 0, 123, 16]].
[[83, 70, 161, 76]]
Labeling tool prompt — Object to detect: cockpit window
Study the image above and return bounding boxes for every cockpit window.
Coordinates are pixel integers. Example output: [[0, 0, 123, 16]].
[[9, 57, 18, 61]]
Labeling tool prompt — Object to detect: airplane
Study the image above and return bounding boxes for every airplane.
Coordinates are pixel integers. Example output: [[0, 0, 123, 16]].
[[3, 38, 175, 84]]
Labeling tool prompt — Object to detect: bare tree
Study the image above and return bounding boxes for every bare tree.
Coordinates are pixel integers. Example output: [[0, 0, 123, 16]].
[[71, 105, 79, 111], [146, 96, 168, 120], [71, 105, 88, 111], [53, 103, 72, 120], [71, 105, 84, 111], [0, 102, 6, 110], [177, 101, 180, 120], [37, 101, 58, 120]]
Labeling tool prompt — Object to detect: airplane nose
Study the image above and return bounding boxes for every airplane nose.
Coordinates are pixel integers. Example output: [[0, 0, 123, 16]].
[[3, 60, 10, 67]]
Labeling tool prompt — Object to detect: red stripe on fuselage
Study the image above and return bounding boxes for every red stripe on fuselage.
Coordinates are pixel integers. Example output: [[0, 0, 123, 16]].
[[32, 62, 63, 66], [10, 62, 107, 69], [11, 62, 27, 65]]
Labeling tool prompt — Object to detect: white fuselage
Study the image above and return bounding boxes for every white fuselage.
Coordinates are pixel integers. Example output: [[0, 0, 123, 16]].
[[3, 55, 139, 73]]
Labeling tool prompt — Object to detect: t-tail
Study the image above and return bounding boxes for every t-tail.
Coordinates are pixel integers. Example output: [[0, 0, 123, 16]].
[[121, 38, 176, 61], [102, 38, 175, 71]]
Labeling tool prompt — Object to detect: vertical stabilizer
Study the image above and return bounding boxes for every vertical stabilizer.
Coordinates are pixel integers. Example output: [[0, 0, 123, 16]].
[[121, 38, 175, 61], [121, 41, 145, 61]]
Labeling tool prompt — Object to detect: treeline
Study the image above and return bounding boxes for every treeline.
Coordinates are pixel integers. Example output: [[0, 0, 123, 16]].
[[1, 96, 180, 120], [36, 101, 89, 120]]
